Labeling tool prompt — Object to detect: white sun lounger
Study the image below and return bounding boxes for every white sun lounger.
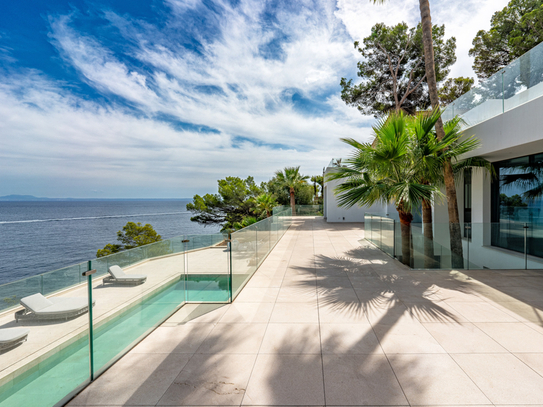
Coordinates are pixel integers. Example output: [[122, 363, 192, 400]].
[[15, 293, 95, 322], [0, 328, 30, 350], [103, 265, 147, 285]]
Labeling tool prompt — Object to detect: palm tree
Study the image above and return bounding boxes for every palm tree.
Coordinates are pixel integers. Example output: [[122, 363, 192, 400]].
[[328, 111, 440, 266], [275, 166, 309, 216], [372, 0, 464, 267], [409, 110, 492, 267], [233, 216, 258, 230], [310, 175, 324, 203], [255, 193, 277, 218]]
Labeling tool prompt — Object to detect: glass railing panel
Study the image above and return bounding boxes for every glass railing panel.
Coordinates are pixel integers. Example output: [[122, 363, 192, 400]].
[[90, 244, 186, 375], [256, 222, 270, 267], [503, 42, 543, 113], [0, 274, 92, 407], [380, 218, 395, 257], [443, 41, 543, 129], [0, 260, 90, 314], [231, 226, 257, 299], [185, 233, 229, 303], [0, 327, 90, 407]]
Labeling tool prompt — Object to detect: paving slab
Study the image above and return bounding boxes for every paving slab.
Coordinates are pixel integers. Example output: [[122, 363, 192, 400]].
[[67, 218, 543, 407]]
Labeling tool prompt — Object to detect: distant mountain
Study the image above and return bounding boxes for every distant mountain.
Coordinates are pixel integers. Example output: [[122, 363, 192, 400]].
[[0, 195, 191, 201], [0, 195, 52, 201]]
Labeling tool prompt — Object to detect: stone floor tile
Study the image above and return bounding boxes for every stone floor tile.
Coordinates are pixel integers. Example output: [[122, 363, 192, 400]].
[[270, 302, 319, 323], [259, 323, 321, 354], [157, 353, 256, 406], [514, 353, 543, 376], [320, 323, 383, 354], [79, 352, 192, 406], [388, 354, 490, 405], [317, 302, 369, 324], [401, 300, 467, 323], [491, 300, 543, 323], [433, 288, 484, 302], [322, 354, 407, 405], [234, 287, 280, 303], [219, 302, 275, 323], [422, 322, 507, 353], [446, 301, 521, 323], [131, 324, 215, 354], [317, 287, 360, 303], [276, 285, 318, 303], [242, 354, 325, 406], [474, 322, 543, 352], [196, 323, 267, 354], [452, 353, 543, 404], [372, 320, 446, 354]]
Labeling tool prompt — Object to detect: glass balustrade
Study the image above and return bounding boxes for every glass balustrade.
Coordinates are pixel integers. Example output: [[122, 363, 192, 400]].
[[442, 40, 543, 128], [272, 205, 322, 216], [365, 213, 543, 270], [0, 209, 293, 407]]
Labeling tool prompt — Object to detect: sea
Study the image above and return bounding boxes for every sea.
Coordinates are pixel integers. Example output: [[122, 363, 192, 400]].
[[0, 200, 221, 286]]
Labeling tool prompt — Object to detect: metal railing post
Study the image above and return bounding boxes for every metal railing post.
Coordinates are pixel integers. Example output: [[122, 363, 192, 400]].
[[524, 224, 529, 270], [182, 239, 189, 301], [502, 70, 505, 113], [228, 233, 232, 302], [466, 224, 471, 270], [82, 262, 96, 381], [392, 219, 396, 258]]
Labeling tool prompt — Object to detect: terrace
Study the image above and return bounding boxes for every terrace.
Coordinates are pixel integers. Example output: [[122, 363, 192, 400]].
[[62, 217, 543, 406]]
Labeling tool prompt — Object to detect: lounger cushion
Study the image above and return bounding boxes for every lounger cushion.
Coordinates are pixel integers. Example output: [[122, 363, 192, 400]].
[[108, 265, 146, 280], [0, 328, 29, 344], [108, 265, 126, 278], [20, 294, 54, 312], [36, 298, 89, 316]]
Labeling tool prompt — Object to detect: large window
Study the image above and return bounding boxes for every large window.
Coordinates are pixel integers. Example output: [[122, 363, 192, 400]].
[[491, 153, 543, 257]]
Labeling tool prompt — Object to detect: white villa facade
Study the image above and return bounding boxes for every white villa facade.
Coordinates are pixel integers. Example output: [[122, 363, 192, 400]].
[[324, 41, 543, 269]]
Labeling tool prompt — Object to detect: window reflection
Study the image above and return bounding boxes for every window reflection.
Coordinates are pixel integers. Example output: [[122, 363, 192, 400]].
[[491, 153, 543, 257]]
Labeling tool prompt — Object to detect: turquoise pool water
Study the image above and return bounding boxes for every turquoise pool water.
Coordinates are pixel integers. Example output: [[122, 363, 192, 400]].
[[0, 274, 230, 407]]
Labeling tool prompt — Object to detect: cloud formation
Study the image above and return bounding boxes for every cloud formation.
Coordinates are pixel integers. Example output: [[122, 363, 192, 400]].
[[0, 0, 508, 198]]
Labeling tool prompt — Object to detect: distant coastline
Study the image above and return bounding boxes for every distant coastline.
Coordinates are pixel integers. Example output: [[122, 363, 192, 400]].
[[0, 195, 192, 202]]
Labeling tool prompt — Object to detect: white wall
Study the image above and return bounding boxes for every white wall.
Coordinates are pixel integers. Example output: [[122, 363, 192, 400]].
[[433, 92, 543, 269], [324, 167, 392, 223]]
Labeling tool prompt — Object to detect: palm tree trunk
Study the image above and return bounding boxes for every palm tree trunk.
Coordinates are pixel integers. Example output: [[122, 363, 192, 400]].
[[290, 187, 296, 216], [398, 209, 413, 266], [419, 0, 464, 268], [422, 198, 435, 268]]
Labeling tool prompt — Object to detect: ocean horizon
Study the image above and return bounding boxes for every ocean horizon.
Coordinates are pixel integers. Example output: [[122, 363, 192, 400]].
[[0, 199, 221, 286]]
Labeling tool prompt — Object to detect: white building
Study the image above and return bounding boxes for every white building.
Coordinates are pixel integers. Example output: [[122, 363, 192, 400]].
[[324, 41, 543, 269]]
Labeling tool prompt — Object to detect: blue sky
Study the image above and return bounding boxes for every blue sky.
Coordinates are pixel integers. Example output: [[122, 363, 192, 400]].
[[0, 0, 509, 198]]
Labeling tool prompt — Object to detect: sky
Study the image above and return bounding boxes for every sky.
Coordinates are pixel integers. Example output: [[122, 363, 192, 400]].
[[0, 0, 510, 199]]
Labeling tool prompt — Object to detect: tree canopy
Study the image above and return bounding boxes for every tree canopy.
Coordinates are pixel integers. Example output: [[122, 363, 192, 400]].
[[438, 77, 474, 105], [469, 0, 543, 80], [340, 22, 456, 117], [186, 176, 263, 230], [266, 175, 313, 206], [97, 222, 162, 258]]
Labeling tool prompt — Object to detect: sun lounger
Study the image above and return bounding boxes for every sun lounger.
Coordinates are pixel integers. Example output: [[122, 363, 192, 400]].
[[103, 265, 147, 285], [15, 293, 95, 322], [0, 328, 30, 350]]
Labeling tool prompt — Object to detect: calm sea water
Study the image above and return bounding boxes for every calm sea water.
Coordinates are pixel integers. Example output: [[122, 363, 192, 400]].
[[0, 200, 221, 285]]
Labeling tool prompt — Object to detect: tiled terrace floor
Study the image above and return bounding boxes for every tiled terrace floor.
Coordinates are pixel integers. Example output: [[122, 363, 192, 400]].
[[68, 217, 543, 406]]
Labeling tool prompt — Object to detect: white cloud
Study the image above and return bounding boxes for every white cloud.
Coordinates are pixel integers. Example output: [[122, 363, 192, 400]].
[[0, 0, 510, 198], [335, 0, 510, 80]]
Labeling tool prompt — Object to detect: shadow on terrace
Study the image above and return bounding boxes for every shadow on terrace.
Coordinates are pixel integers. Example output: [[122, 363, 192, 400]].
[[66, 218, 543, 406]]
